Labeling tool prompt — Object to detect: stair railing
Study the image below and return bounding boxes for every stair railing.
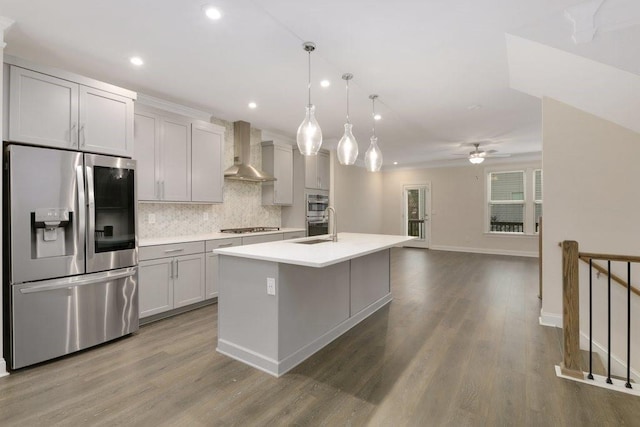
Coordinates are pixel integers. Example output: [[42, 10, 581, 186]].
[[561, 240, 640, 388]]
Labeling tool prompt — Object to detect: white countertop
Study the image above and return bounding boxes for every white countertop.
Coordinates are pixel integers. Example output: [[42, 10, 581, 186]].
[[214, 232, 414, 268], [139, 228, 305, 247]]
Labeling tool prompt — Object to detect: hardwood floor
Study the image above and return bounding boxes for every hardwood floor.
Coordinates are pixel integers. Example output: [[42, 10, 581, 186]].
[[1, 248, 638, 426]]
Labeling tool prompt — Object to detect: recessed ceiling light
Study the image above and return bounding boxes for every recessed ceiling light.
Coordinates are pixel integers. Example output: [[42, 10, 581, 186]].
[[374, 114, 382, 121], [467, 104, 482, 110], [204, 6, 222, 20], [130, 57, 144, 66], [248, 102, 257, 109], [320, 80, 330, 88], [393, 161, 398, 165]]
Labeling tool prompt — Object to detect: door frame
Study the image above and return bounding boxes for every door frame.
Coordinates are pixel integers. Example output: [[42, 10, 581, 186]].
[[402, 183, 431, 248]]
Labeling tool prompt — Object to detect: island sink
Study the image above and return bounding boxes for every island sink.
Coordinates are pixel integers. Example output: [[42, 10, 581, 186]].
[[292, 238, 333, 245]]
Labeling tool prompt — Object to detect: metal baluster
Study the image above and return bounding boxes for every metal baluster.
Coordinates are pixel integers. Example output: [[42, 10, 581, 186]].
[[607, 260, 613, 384], [588, 258, 594, 380], [626, 262, 632, 389]]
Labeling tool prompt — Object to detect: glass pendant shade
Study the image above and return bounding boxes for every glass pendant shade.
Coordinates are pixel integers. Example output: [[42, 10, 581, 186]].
[[296, 104, 323, 156], [365, 136, 383, 172], [337, 123, 358, 165]]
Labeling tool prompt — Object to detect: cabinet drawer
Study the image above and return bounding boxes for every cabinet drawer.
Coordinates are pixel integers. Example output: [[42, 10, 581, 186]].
[[205, 237, 242, 252], [242, 234, 283, 246], [283, 231, 306, 240], [139, 241, 204, 261]]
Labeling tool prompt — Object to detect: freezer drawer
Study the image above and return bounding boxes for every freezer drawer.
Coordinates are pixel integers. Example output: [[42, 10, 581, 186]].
[[10, 267, 139, 369]]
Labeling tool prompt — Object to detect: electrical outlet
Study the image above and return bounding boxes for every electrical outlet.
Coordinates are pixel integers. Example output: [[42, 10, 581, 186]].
[[148, 213, 156, 224], [266, 278, 276, 296], [203, 212, 209, 221]]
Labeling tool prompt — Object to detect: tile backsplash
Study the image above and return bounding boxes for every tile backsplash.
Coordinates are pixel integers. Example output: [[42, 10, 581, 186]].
[[138, 117, 281, 239]]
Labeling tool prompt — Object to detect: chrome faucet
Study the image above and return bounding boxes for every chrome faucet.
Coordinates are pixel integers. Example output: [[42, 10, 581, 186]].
[[326, 206, 337, 242]]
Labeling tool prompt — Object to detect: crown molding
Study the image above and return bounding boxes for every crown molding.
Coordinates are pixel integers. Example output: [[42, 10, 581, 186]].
[[136, 93, 212, 122]]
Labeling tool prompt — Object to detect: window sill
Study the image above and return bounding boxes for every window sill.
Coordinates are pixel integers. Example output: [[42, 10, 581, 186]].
[[484, 232, 539, 238]]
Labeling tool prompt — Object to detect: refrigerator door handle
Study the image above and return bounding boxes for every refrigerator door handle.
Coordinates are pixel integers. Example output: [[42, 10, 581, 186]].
[[19, 268, 137, 294], [76, 165, 86, 260], [86, 165, 96, 260]]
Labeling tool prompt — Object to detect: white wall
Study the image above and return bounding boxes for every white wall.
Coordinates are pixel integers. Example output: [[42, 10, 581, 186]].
[[542, 96, 640, 322], [331, 153, 384, 234], [0, 16, 13, 378], [381, 163, 540, 257], [543, 97, 640, 376]]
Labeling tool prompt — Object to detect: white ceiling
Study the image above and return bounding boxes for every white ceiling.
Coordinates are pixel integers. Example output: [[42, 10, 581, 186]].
[[0, 0, 627, 168]]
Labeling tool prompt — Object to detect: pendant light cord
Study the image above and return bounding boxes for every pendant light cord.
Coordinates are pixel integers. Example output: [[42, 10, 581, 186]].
[[372, 97, 377, 138], [346, 79, 350, 124], [307, 51, 312, 108]]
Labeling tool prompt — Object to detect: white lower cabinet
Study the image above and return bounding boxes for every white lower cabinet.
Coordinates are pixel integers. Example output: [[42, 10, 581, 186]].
[[173, 254, 205, 308], [139, 242, 205, 319], [139, 258, 173, 318], [283, 231, 306, 240], [205, 237, 242, 299], [140, 231, 304, 318]]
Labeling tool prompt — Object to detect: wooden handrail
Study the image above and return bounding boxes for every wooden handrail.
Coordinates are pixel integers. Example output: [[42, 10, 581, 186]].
[[578, 252, 640, 264], [578, 255, 640, 298], [557, 241, 640, 297]]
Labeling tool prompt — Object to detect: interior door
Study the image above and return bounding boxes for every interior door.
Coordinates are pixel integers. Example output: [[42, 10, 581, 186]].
[[403, 184, 430, 248]]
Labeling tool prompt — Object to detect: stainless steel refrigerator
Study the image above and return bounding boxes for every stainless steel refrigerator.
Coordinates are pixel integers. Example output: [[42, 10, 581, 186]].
[[5, 144, 139, 369]]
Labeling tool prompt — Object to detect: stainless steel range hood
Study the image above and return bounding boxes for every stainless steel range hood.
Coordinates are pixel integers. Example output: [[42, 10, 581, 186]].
[[224, 121, 276, 182]]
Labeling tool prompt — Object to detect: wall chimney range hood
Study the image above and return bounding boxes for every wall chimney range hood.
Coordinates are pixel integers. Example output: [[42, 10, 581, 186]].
[[224, 121, 276, 182]]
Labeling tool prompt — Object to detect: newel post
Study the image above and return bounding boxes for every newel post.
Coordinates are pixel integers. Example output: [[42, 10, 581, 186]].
[[561, 240, 583, 378]]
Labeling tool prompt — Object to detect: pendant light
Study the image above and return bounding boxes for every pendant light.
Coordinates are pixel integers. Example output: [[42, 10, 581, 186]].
[[365, 94, 383, 172], [296, 42, 323, 156], [337, 73, 358, 165]]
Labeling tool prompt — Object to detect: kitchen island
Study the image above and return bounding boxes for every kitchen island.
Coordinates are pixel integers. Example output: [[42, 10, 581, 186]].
[[214, 232, 413, 377]]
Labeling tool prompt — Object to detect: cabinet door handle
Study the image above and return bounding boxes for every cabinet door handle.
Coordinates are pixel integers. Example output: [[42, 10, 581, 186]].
[[71, 123, 77, 146], [218, 243, 233, 248], [161, 181, 165, 199], [169, 259, 174, 279], [80, 124, 86, 147], [164, 248, 184, 254], [175, 259, 179, 278]]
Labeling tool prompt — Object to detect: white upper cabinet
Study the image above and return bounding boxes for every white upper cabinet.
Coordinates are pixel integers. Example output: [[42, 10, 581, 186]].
[[133, 104, 224, 203], [7, 63, 135, 157], [133, 111, 160, 200], [79, 86, 134, 157], [304, 149, 330, 190], [160, 116, 191, 202], [9, 66, 79, 150], [262, 140, 293, 205], [192, 121, 224, 203]]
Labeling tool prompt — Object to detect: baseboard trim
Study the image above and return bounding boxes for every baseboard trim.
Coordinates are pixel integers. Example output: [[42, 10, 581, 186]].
[[579, 332, 640, 383], [217, 293, 393, 377], [0, 358, 8, 379], [429, 245, 538, 258], [555, 365, 640, 396], [539, 309, 562, 328]]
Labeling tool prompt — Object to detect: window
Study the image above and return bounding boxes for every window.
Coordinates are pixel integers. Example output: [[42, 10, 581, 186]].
[[534, 169, 543, 233], [486, 167, 541, 235], [488, 171, 525, 233]]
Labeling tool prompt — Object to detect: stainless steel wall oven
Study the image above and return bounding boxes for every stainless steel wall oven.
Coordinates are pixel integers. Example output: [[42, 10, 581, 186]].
[[306, 192, 329, 237]]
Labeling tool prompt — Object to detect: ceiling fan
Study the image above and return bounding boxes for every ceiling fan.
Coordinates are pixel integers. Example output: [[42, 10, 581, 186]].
[[453, 142, 511, 164]]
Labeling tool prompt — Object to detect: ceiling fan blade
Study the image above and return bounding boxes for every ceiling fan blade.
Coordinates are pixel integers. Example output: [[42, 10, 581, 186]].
[[485, 153, 511, 158]]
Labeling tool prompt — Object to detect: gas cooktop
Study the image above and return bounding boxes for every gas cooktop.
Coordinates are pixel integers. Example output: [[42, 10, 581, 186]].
[[220, 227, 280, 234]]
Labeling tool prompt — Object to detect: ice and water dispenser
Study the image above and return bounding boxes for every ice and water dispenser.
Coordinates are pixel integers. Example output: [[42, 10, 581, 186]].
[[31, 208, 73, 258]]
